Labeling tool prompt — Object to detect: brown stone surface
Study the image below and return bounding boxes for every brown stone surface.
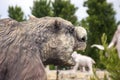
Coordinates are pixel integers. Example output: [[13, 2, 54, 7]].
[[46, 70, 109, 80]]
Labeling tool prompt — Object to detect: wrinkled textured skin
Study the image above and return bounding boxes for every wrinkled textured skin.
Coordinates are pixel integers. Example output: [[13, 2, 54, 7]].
[[0, 17, 87, 80]]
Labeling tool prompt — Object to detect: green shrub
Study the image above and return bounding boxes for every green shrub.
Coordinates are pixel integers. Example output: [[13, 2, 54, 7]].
[[91, 33, 120, 80]]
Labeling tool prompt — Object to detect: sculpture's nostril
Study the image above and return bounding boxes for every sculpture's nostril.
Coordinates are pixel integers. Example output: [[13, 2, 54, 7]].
[[81, 36, 87, 42], [78, 36, 87, 42], [81, 37, 85, 42]]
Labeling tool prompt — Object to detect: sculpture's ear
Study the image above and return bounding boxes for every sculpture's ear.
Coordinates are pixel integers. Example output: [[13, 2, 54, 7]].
[[53, 20, 74, 34], [53, 20, 61, 32]]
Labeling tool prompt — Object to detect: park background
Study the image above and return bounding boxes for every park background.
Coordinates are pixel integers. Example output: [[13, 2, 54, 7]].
[[0, 0, 120, 80]]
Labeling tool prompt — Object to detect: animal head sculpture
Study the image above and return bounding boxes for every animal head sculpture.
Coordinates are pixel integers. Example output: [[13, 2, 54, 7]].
[[0, 17, 87, 66], [32, 17, 87, 66]]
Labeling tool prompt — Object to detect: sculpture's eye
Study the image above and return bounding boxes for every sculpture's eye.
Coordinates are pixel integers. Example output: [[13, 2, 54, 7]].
[[69, 27, 74, 34]]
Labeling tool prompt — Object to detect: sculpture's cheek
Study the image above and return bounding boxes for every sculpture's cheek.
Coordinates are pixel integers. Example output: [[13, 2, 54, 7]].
[[74, 42, 86, 51]]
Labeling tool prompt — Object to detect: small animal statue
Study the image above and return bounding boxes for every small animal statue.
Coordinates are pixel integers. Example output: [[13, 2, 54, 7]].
[[71, 51, 95, 73]]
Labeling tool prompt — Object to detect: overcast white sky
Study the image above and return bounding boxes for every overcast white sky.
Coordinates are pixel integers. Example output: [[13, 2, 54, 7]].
[[0, 0, 120, 22]]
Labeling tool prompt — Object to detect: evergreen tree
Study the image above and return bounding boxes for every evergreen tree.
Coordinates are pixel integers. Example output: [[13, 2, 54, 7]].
[[52, 0, 78, 25], [8, 5, 25, 22], [82, 0, 117, 68], [31, 0, 52, 18]]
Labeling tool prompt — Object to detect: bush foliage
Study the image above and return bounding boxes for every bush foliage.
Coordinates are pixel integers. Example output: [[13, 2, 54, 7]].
[[91, 33, 120, 80]]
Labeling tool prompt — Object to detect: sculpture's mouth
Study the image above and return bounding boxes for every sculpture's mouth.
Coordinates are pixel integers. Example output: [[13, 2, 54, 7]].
[[74, 42, 86, 51]]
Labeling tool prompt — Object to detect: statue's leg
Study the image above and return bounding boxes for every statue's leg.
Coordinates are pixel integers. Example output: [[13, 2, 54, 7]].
[[73, 62, 79, 71], [82, 67, 86, 72], [88, 63, 93, 74]]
